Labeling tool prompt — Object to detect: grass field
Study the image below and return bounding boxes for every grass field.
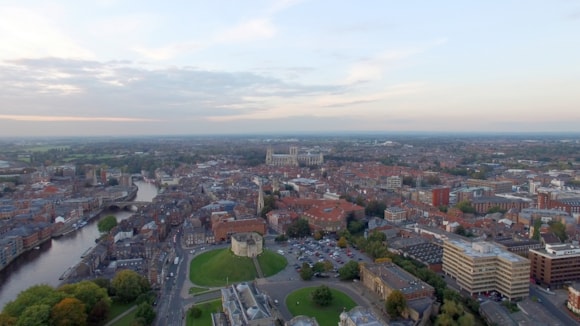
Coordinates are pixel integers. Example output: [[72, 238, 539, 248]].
[[186, 300, 222, 326], [107, 302, 135, 322], [109, 308, 138, 326], [189, 286, 210, 294], [257, 249, 287, 277], [286, 287, 357, 326], [190, 249, 257, 286]]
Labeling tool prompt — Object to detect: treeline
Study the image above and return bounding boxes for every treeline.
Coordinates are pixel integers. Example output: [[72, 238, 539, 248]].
[[0, 270, 156, 326]]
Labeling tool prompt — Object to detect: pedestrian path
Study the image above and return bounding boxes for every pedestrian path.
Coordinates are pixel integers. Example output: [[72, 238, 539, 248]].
[[104, 305, 137, 326], [253, 256, 264, 278]]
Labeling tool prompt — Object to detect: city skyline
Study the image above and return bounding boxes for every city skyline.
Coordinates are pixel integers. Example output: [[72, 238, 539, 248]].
[[1, 0, 579, 137]]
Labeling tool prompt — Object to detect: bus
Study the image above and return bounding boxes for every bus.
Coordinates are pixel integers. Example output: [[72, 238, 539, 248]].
[[174, 257, 179, 265]]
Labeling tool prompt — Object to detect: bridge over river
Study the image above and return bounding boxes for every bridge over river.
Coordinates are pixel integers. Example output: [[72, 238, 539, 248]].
[[105, 201, 151, 210]]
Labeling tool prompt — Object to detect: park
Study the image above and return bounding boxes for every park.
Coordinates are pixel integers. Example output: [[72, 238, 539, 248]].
[[187, 243, 360, 326]]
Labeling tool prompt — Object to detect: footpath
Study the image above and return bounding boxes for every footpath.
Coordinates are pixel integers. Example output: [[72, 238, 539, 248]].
[[104, 305, 137, 326]]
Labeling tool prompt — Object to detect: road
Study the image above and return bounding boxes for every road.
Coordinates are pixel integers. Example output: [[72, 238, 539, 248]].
[[529, 286, 578, 326]]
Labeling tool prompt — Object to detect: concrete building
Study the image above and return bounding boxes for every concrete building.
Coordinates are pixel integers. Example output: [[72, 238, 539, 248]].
[[338, 306, 387, 326], [466, 179, 513, 194], [529, 243, 580, 287], [442, 239, 530, 300], [231, 232, 263, 258], [384, 207, 407, 223], [265, 146, 323, 167], [220, 282, 275, 326], [567, 283, 580, 315]]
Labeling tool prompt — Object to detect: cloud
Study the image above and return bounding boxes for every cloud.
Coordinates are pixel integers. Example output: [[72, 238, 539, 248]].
[[343, 38, 447, 85], [0, 58, 340, 122], [0, 115, 157, 122], [215, 19, 277, 43], [0, 6, 93, 60], [133, 42, 205, 61]]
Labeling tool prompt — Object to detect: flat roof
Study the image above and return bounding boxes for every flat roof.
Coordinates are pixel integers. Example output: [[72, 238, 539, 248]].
[[446, 239, 528, 263]]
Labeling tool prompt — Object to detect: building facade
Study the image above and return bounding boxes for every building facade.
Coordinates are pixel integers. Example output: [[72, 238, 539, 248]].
[[567, 283, 580, 315], [231, 232, 263, 258], [529, 244, 580, 287], [265, 146, 323, 167], [442, 239, 530, 300]]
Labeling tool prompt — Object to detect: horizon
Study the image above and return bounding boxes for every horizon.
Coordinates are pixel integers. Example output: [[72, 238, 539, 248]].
[[1, 1, 579, 137]]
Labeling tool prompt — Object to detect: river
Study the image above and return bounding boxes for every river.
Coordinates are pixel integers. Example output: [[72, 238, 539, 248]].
[[0, 181, 158, 309]]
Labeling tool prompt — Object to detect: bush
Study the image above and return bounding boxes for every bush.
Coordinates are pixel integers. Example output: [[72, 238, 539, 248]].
[[189, 305, 202, 319]]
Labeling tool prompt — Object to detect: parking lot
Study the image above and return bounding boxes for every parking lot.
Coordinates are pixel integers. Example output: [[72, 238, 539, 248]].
[[267, 236, 372, 280]]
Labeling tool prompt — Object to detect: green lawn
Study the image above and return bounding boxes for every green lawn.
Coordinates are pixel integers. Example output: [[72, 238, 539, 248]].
[[257, 249, 287, 277], [107, 302, 135, 322], [186, 300, 222, 326], [189, 286, 210, 294], [190, 249, 257, 286], [286, 287, 357, 326], [109, 308, 138, 326]]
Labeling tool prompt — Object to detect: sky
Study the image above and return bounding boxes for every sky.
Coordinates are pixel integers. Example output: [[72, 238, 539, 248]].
[[0, 0, 579, 137]]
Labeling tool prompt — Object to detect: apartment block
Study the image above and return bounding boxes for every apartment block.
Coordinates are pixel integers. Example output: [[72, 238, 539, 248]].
[[443, 239, 530, 300], [529, 244, 580, 287]]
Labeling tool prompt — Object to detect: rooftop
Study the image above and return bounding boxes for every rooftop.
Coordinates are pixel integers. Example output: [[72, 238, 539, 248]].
[[446, 239, 527, 263], [364, 263, 434, 295]]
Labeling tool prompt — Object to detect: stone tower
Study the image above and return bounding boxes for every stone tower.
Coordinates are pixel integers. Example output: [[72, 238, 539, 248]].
[[257, 180, 264, 216], [265, 146, 273, 165]]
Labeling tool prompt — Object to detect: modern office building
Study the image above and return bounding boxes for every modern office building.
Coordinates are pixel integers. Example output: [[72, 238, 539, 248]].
[[442, 239, 530, 300], [529, 244, 580, 287]]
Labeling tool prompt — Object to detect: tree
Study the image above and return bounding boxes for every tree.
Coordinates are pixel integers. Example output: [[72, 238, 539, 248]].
[[286, 218, 311, 238], [58, 280, 110, 316], [50, 297, 87, 326], [111, 270, 151, 303], [455, 200, 476, 214], [311, 285, 333, 307], [300, 263, 313, 280], [312, 262, 326, 274], [135, 303, 155, 325], [347, 220, 365, 235], [274, 234, 288, 242], [454, 225, 467, 236], [322, 260, 334, 272], [313, 231, 323, 240], [386, 290, 407, 319], [188, 305, 202, 319], [532, 218, 542, 241], [3, 284, 65, 318], [0, 313, 17, 326], [88, 299, 110, 325], [549, 220, 568, 242], [368, 230, 386, 243], [97, 215, 117, 233], [337, 236, 348, 248], [365, 200, 386, 217], [457, 313, 475, 326], [366, 241, 389, 260], [338, 260, 359, 280], [16, 304, 51, 326]]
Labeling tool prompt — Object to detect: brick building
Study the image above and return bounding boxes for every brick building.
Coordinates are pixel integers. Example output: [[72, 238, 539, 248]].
[[529, 243, 580, 287]]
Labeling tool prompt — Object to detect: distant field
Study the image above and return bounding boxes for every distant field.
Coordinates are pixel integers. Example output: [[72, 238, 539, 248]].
[[24, 145, 70, 152], [257, 249, 287, 277], [189, 249, 257, 286], [286, 287, 357, 326]]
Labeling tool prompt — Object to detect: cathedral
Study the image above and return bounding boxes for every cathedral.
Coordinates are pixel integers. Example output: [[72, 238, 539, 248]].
[[265, 146, 323, 166]]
